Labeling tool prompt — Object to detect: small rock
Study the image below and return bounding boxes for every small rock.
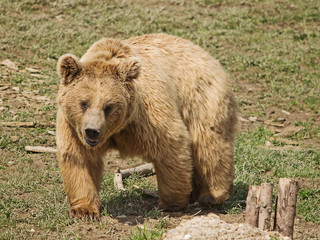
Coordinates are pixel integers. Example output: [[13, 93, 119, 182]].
[[249, 116, 257, 122], [282, 110, 291, 115], [239, 117, 249, 122], [12, 86, 20, 93], [247, 88, 254, 93], [277, 117, 286, 123], [26, 67, 40, 73], [47, 130, 56, 136], [265, 141, 272, 147], [31, 73, 48, 79], [35, 96, 51, 102], [10, 136, 20, 142], [0, 59, 18, 71], [183, 234, 191, 239], [56, 15, 63, 21]]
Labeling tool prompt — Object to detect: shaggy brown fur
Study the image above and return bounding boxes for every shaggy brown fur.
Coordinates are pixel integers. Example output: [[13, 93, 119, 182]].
[[56, 34, 238, 219]]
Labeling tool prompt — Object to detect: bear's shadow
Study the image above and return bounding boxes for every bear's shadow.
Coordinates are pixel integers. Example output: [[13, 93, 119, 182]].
[[101, 181, 249, 225]]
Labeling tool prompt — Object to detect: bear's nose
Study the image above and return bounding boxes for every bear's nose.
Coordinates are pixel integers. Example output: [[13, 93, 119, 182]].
[[85, 128, 100, 139]]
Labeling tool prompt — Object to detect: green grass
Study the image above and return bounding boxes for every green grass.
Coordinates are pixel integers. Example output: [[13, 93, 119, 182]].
[[100, 173, 160, 218], [0, 0, 319, 239], [129, 220, 167, 240], [233, 129, 320, 223]]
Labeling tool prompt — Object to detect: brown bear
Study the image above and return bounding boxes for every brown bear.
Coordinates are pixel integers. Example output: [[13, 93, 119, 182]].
[[56, 33, 238, 219]]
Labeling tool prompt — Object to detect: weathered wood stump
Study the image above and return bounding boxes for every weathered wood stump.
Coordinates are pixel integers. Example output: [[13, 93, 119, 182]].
[[258, 183, 273, 231], [274, 178, 298, 239], [245, 185, 261, 227], [114, 172, 126, 192]]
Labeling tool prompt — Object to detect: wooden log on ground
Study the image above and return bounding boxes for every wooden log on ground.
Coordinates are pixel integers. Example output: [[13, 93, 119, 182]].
[[274, 178, 298, 239], [245, 185, 261, 227], [25, 146, 57, 153], [114, 173, 126, 192], [0, 121, 56, 128], [133, 185, 158, 198], [258, 183, 273, 231], [120, 163, 154, 179], [37, 122, 56, 128], [0, 121, 35, 127]]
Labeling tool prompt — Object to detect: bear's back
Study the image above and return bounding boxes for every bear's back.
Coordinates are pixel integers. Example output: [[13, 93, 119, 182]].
[[125, 34, 233, 122]]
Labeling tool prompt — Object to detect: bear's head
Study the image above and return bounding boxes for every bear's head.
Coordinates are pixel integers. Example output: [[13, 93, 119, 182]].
[[57, 40, 140, 149]]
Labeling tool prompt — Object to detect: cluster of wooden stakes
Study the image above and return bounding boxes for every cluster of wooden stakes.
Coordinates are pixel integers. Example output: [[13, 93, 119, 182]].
[[245, 178, 298, 239], [114, 164, 298, 239]]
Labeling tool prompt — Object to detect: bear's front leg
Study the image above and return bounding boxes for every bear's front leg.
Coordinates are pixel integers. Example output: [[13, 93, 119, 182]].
[[58, 150, 103, 220], [56, 110, 103, 220]]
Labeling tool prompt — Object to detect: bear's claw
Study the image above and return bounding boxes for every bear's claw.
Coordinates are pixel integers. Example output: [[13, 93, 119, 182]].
[[69, 205, 101, 221]]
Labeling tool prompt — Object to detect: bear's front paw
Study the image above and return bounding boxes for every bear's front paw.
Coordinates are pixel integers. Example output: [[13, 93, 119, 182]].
[[69, 204, 101, 221]]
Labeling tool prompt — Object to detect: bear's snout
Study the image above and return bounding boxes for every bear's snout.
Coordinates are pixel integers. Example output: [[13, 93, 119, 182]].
[[84, 127, 101, 147], [81, 109, 105, 147], [85, 128, 100, 139]]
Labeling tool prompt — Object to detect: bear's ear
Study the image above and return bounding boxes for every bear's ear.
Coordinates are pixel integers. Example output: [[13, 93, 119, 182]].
[[119, 57, 140, 81], [57, 54, 82, 84]]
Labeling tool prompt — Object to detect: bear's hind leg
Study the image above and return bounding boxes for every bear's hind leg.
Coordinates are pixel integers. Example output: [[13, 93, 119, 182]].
[[153, 136, 193, 211], [191, 121, 236, 205], [155, 164, 192, 211], [189, 90, 237, 204], [192, 131, 235, 204]]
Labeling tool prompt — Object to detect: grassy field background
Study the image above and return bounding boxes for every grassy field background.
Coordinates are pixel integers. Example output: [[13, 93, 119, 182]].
[[0, 0, 319, 239]]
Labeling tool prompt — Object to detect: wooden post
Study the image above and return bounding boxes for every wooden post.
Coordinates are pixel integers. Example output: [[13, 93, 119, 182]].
[[245, 185, 261, 227], [258, 183, 273, 231], [114, 172, 126, 192], [274, 178, 298, 239]]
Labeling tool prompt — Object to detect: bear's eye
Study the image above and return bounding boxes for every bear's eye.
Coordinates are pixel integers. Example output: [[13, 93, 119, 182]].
[[80, 101, 88, 111], [104, 105, 113, 116]]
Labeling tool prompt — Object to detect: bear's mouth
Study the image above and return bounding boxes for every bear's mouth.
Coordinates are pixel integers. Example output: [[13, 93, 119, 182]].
[[84, 137, 100, 147]]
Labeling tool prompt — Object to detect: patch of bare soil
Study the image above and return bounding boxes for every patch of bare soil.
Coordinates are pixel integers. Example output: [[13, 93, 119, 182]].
[[236, 80, 320, 149]]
